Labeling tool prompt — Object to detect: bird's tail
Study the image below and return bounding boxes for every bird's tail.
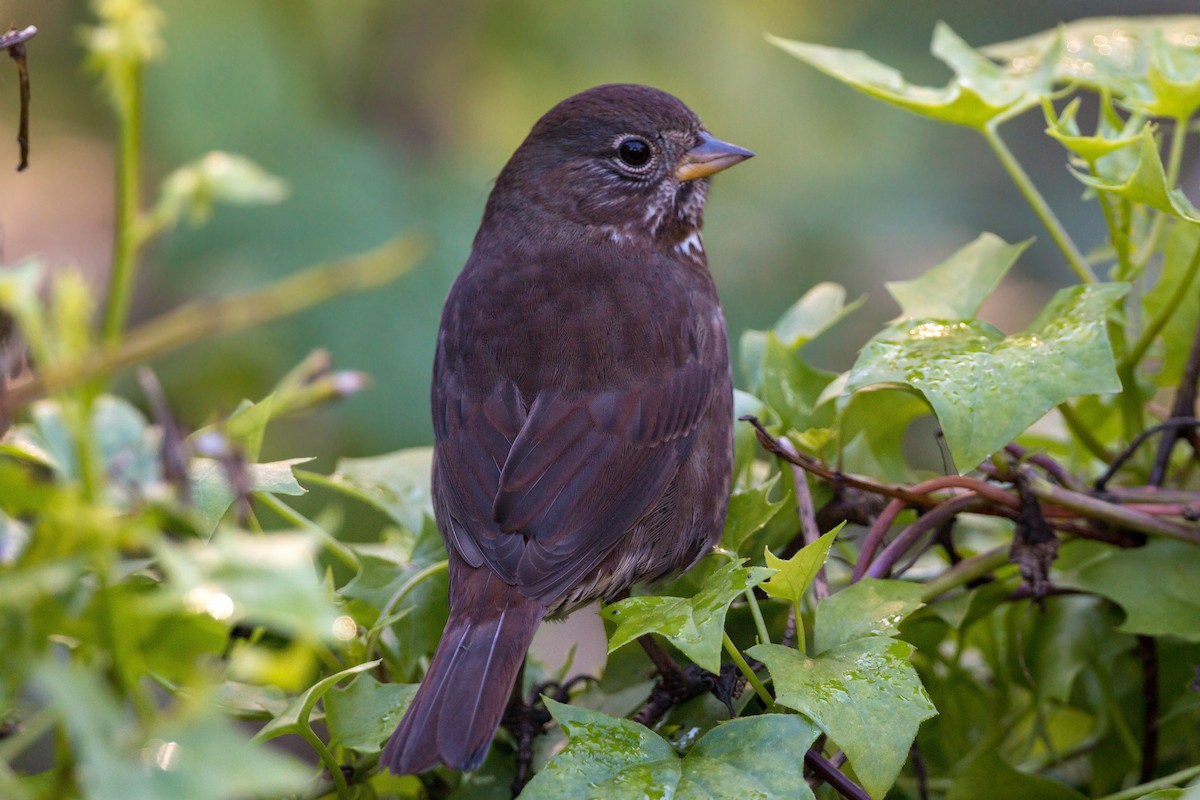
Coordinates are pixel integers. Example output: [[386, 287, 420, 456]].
[[382, 571, 545, 775]]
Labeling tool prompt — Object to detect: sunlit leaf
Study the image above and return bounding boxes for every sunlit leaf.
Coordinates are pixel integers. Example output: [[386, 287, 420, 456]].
[[255, 660, 379, 742], [750, 638, 937, 799], [848, 281, 1127, 471], [1044, 97, 1143, 162], [768, 22, 1058, 130], [188, 458, 309, 536], [602, 559, 774, 673], [884, 234, 1030, 320], [741, 283, 865, 385], [761, 525, 841, 610], [158, 529, 339, 640], [1071, 126, 1200, 221], [321, 447, 434, 534], [521, 699, 819, 800]]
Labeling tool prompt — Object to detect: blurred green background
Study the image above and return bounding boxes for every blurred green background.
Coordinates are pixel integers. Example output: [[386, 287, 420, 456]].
[[0, 0, 1193, 466]]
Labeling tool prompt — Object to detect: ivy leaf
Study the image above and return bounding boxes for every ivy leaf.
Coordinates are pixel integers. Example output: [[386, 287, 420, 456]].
[[750, 638, 937, 799], [601, 559, 774, 673], [37, 660, 310, 800], [520, 699, 819, 800], [761, 525, 841, 610], [254, 660, 380, 742], [848, 280, 1127, 471], [1071, 126, 1200, 221], [1056, 539, 1200, 641], [1143, 222, 1200, 386], [1044, 97, 1143, 162], [884, 233, 1030, 320], [754, 332, 839, 433], [946, 752, 1087, 800], [721, 474, 784, 554], [732, 389, 770, 487], [741, 282, 864, 385], [158, 529, 340, 640], [767, 22, 1058, 130], [838, 387, 932, 482], [814, 578, 925, 654], [324, 672, 418, 753], [188, 457, 309, 536], [982, 16, 1200, 101], [318, 447, 434, 534]]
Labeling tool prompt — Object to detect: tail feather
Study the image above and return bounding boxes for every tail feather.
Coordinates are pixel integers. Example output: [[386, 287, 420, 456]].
[[382, 575, 544, 774]]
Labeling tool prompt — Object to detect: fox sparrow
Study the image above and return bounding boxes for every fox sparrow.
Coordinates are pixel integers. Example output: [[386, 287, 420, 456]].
[[383, 83, 752, 774]]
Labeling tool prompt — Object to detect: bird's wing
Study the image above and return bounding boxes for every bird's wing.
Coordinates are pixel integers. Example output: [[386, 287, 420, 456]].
[[433, 357, 715, 603]]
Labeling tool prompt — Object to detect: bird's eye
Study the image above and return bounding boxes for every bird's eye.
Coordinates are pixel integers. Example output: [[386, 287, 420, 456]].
[[617, 137, 652, 168]]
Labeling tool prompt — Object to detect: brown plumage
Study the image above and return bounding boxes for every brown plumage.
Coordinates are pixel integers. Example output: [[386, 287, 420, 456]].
[[382, 84, 752, 775]]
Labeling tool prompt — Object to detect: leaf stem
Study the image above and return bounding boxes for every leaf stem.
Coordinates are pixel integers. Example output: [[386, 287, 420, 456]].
[[1057, 402, 1116, 463], [983, 124, 1096, 283], [920, 545, 1012, 602], [364, 559, 449, 657], [1094, 763, 1200, 800], [743, 588, 771, 646], [296, 726, 350, 800], [722, 632, 772, 708], [254, 491, 359, 571], [102, 65, 143, 345], [1122, 234, 1200, 371]]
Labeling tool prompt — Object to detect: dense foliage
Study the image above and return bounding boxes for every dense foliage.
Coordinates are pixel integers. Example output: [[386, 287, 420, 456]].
[[3, 5, 1200, 799]]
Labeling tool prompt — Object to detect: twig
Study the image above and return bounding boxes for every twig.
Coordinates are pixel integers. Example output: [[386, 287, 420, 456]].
[[866, 494, 987, 580], [741, 416, 939, 508], [1137, 635, 1159, 784], [804, 749, 871, 800], [1026, 472, 1200, 545], [774, 434, 827, 600], [1095, 418, 1200, 491], [3, 26, 35, 171], [1149, 319, 1200, 486]]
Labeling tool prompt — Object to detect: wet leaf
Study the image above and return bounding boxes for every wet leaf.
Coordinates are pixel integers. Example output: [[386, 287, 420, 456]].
[[602, 559, 774, 673], [848, 277, 1127, 471], [814, 578, 924, 654], [750, 638, 937, 799], [521, 699, 819, 800]]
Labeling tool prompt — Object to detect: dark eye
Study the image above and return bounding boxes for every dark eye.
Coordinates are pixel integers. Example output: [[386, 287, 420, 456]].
[[617, 137, 652, 168]]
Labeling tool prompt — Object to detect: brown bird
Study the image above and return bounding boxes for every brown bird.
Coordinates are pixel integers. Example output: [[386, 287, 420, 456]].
[[382, 84, 752, 775]]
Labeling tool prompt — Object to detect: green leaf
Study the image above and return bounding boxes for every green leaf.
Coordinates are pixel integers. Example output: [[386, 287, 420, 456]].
[[884, 234, 1030, 320], [255, 660, 380, 742], [521, 699, 820, 800], [1057, 539, 1200, 640], [1072, 126, 1200, 221], [158, 529, 340, 640], [321, 447, 434, 534], [767, 22, 1058, 130], [750, 638, 937, 799], [732, 390, 769, 487], [848, 282, 1127, 471], [1044, 97, 1143, 162], [838, 387, 932, 482], [324, 672, 418, 753], [761, 525, 841, 609], [721, 474, 784, 554], [601, 559, 774, 673], [188, 458, 309, 536], [38, 660, 309, 800], [946, 752, 1087, 800], [755, 332, 838, 433], [814, 578, 925, 654], [982, 16, 1200, 102], [152, 151, 287, 229], [1142, 221, 1200, 386], [742, 284, 865, 385]]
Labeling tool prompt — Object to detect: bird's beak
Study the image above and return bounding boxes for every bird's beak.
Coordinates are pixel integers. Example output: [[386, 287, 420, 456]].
[[674, 131, 755, 182]]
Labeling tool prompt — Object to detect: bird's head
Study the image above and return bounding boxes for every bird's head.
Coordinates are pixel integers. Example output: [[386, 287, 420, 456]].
[[484, 84, 753, 255]]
